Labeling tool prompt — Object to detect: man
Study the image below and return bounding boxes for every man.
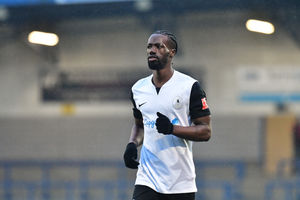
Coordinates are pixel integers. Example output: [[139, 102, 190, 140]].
[[123, 30, 211, 200]]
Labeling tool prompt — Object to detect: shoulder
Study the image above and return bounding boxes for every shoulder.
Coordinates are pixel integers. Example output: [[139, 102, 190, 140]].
[[132, 74, 152, 91], [175, 70, 197, 83], [191, 81, 207, 97], [174, 70, 197, 90]]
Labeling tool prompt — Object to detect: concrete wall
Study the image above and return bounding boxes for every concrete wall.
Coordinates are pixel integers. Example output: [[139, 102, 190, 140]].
[[0, 115, 261, 162]]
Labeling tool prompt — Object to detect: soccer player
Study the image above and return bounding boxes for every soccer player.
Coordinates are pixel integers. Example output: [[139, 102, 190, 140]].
[[123, 30, 211, 200]]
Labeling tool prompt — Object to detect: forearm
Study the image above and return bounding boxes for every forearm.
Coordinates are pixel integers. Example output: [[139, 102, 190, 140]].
[[172, 124, 211, 142], [124, 121, 142, 169], [129, 124, 144, 147]]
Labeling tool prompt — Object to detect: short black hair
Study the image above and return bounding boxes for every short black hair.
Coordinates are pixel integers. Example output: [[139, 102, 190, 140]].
[[152, 30, 178, 54]]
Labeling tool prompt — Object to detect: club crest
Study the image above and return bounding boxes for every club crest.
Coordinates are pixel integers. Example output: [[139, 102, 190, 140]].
[[173, 96, 183, 110]]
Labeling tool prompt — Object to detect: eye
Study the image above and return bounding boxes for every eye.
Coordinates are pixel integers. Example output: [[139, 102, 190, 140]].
[[155, 44, 162, 49]]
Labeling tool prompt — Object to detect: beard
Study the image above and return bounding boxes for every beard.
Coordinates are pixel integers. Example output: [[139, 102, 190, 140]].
[[148, 60, 163, 70], [147, 54, 169, 70]]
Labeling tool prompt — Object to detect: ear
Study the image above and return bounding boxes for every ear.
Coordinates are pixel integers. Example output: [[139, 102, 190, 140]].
[[169, 49, 176, 58]]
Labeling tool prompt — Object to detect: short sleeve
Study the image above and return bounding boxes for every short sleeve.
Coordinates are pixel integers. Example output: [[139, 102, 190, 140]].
[[130, 91, 143, 119], [130, 91, 137, 108], [189, 82, 211, 120]]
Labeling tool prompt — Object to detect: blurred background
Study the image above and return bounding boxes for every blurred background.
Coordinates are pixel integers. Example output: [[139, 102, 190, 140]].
[[0, 0, 300, 199]]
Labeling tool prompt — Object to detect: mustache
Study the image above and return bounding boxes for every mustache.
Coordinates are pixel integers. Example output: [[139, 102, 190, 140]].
[[148, 55, 159, 59]]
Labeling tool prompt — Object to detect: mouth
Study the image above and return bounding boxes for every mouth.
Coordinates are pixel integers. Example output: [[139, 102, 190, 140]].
[[148, 56, 158, 62]]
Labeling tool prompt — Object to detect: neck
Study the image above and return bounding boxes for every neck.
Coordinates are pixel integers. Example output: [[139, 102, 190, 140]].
[[152, 64, 174, 88]]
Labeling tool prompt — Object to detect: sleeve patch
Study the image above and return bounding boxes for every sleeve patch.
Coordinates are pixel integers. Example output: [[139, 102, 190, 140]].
[[201, 97, 209, 110]]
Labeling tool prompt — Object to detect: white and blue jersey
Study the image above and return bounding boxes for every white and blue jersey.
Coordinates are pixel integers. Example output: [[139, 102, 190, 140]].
[[131, 70, 210, 194]]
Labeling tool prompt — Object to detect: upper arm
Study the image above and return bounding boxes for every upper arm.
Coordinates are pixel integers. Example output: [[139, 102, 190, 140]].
[[131, 90, 143, 120], [189, 81, 211, 120], [135, 118, 144, 129], [189, 81, 211, 137]]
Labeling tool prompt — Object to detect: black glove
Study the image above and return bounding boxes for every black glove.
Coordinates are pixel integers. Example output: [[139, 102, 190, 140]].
[[123, 142, 139, 169], [155, 112, 173, 135]]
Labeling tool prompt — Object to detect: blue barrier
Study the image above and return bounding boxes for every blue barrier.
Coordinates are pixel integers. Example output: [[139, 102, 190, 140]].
[[195, 160, 246, 200], [264, 159, 300, 200], [0, 159, 245, 200], [0, 160, 129, 200]]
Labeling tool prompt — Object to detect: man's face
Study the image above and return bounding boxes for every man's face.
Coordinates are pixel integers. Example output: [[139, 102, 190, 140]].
[[146, 34, 171, 70]]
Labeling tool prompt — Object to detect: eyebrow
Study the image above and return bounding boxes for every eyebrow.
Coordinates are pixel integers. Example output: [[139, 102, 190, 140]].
[[147, 42, 167, 47]]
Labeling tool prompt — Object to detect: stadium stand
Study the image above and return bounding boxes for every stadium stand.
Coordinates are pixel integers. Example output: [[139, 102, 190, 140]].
[[0, 159, 246, 200], [264, 159, 300, 200]]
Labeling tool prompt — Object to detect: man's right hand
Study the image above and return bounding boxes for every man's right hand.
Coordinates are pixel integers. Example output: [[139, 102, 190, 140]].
[[123, 142, 139, 169]]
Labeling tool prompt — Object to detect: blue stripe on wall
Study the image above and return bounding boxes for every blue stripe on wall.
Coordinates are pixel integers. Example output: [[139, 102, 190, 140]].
[[240, 93, 300, 103], [0, 0, 130, 6], [0, 0, 55, 6]]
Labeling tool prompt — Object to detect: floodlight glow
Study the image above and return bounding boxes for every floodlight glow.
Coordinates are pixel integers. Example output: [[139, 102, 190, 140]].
[[28, 31, 59, 46], [246, 19, 275, 34]]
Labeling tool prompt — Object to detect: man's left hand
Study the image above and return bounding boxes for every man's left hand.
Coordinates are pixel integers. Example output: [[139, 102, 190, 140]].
[[156, 112, 173, 134]]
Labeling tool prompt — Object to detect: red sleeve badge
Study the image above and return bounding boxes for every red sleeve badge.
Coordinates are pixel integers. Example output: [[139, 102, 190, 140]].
[[201, 98, 209, 110]]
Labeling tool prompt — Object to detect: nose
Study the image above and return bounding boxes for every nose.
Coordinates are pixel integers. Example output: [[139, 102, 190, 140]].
[[149, 50, 156, 55], [147, 46, 157, 55]]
